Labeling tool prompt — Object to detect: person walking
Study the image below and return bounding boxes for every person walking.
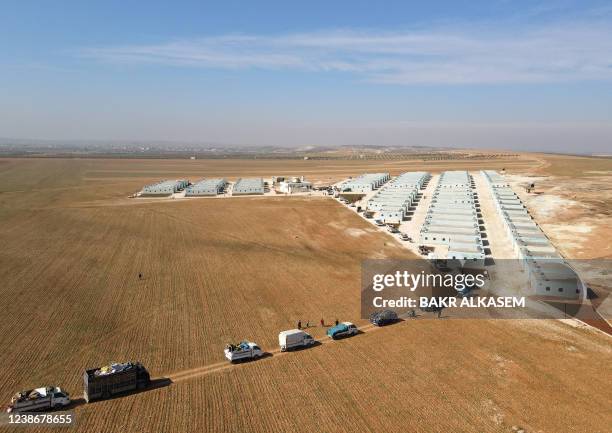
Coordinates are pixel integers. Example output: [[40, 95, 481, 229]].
[[297, 320, 302, 330], [138, 273, 143, 280], [334, 319, 339, 326], [320, 318, 325, 327]]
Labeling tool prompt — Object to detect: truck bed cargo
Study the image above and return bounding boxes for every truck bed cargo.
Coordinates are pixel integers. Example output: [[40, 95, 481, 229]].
[[83, 362, 150, 402], [7, 386, 70, 413]]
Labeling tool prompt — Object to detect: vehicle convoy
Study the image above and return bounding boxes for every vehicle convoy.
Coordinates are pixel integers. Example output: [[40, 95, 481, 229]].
[[224, 341, 263, 362], [326, 322, 358, 339], [83, 362, 150, 402], [369, 310, 399, 326], [6, 386, 70, 413], [279, 329, 315, 351]]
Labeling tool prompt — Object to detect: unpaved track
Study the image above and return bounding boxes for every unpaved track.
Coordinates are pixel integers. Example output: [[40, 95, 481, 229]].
[[167, 322, 382, 382]]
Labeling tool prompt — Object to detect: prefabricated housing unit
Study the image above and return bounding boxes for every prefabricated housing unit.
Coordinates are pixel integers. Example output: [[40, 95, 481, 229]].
[[233, 178, 265, 195], [341, 173, 390, 193], [185, 178, 227, 196], [526, 261, 584, 299], [141, 179, 189, 195]]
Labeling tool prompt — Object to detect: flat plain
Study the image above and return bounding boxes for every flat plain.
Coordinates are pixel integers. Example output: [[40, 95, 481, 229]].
[[0, 155, 610, 433]]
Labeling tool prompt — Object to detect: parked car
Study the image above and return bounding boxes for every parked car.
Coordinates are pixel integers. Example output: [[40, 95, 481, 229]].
[[418, 245, 433, 255], [400, 233, 411, 241], [374, 219, 385, 226], [224, 341, 263, 362], [326, 322, 358, 340], [7, 386, 70, 413], [369, 310, 398, 326], [387, 226, 399, 233], [278, 329, 315, 351]]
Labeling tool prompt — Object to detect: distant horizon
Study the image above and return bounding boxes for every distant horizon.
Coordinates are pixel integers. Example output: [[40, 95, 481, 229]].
[[1, 135, 609, 157], [1, 1, 611, 153]]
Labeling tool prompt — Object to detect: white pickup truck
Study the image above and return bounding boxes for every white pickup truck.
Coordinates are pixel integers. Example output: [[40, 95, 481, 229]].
[[224, 341, 263, 362], [7, 386, 70, 413]]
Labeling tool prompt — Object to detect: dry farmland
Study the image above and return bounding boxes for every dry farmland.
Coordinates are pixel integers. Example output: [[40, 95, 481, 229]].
[[0, 156, 611, 433]]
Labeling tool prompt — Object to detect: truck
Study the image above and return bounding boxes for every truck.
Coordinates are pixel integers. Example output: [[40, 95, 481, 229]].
[[278, 329, 315, 351], [224, 341, 263, 362], [83, 361, 150, 403], [326, 322, 358, 340], [7, 386, 70, 413]]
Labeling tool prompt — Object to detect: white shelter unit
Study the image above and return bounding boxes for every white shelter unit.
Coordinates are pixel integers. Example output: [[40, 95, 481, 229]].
[[185, 178, 227, 196], [420, 231, 480, 245], [278, 178, 313, 194], [142, 179, 189, 195], [233, 178, 265, 195], [447, 242, 486, 267], [342, 173, 390, 193], [527, 261, 584, 299], [481, 170, 583, 299], [426, 218, 478, 229]]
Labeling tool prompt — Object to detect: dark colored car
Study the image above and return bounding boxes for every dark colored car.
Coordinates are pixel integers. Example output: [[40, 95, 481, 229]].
[[369, 310, 398, 326]]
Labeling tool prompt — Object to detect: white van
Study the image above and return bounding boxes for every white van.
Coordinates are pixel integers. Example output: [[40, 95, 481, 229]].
[[278, 329, 315, 352]]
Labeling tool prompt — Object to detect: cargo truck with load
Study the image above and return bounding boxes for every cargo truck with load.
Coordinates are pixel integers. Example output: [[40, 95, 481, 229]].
[[83, 361, 150, 402], [6, 386, 70, 413], [224, 341, 263, 362]]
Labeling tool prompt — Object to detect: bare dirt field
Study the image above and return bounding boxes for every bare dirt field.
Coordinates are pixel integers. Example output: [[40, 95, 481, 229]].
[[0, 155, 610, 433]]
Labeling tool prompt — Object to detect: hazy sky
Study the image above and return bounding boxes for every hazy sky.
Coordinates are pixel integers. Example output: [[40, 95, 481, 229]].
[[1, 0, 612, 152]]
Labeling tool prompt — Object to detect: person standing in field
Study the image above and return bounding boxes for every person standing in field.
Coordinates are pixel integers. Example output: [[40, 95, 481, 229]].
[[334, 319, 339, 326], [138, 273, 143, 280], [320, 318, 325, 327]]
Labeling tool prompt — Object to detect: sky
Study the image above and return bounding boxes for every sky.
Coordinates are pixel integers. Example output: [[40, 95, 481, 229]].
[[1, 0, 611, 153]]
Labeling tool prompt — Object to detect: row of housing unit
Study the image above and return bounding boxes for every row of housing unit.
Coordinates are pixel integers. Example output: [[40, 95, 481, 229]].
[[482, 170, 583, 299], [420, 171, 486, 267], [366, 172, 431, 224], [341, 173, 391, 193], [141, 176, 315, 197], [141, 178, 265, 196]]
